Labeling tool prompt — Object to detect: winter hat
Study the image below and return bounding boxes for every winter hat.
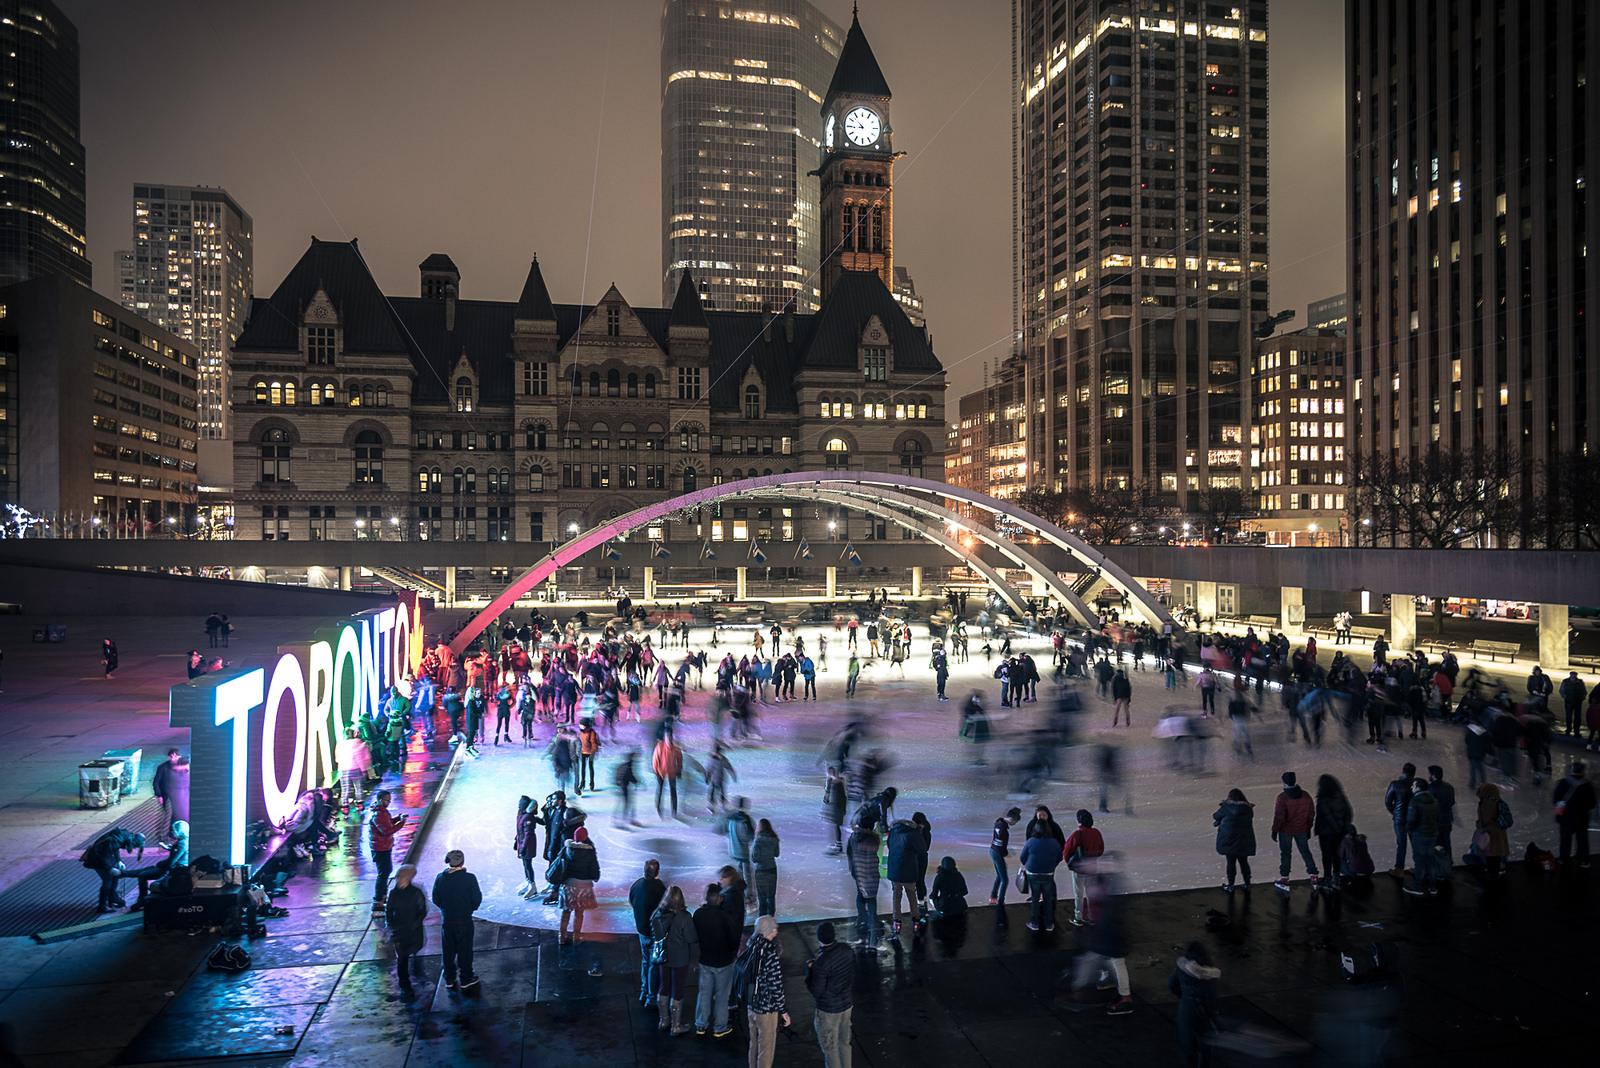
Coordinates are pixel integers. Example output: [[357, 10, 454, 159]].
[[817, 921, 836, 944], [573, 826, 589, 843], [1282, 772, 1297, 787]]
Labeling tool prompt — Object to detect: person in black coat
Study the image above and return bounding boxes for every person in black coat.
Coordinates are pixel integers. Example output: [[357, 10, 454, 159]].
[[806, 921, 856, 1066], [83, 828, 142, 912], [1312, 774, 1354, 886], [384, 864, 428, 997], [514, 795, 543, 900], [1168, 941, 1221, 1066], [1212, 789, 1257, 891], [431, 849, 483, 992], [1025, 805, 1067, 853], [929, 855, 968, 917]]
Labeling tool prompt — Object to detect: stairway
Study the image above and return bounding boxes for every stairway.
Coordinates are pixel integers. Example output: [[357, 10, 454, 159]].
[[367, 565, 446, 598]]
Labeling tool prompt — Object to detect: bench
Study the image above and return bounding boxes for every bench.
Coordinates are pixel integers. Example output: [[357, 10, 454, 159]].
[[1215, 615, 1243, 628], [1245, 615, 1278, 630], [1470, 639, 1521, 662], [1305, 625, 1339, 641], [1349, 626, 1386, 642], [1571, 653, 1600, 671], [1416, 639, 1457, 657]]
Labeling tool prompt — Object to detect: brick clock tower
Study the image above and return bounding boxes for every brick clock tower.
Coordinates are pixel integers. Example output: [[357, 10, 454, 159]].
[[816, 7, 899, 302]]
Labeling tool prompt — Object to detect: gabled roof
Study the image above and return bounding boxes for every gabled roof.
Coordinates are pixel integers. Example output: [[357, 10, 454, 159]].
[[514, 258, 557, 322], [824, 10, 891, 105], [668, 271, 709, 331], [418, 253, 459, 274], [800, 270, 939, 374], [236, 238, 411, 354]]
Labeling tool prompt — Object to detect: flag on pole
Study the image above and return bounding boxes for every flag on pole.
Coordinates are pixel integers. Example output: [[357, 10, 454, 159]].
[[602, 542, 621, 560], [701, 540, 717, 561], [844, 542, 862, 567], [652, 540, 672, 559], [797, 537, 812, 560], [749, 541, 767, 565]]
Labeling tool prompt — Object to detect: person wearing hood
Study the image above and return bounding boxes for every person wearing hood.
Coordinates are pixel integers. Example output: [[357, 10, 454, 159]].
[[1270, 771, 1318, 891], [553, 825, 601, 945], [384, 864, 428, 998], [83, 828, 143, 913], [513, 796, 544, 900], [649, 885, 699, 1035], [1168, 941, 1221, 1066], [1312, 774, 1354, 889], [1474, 783, 1511, 876], [1025, 805, 1067, 853], [1213, 789, 1256, 891], [886, 816, 928, 935], [929, 856, 968, 917]]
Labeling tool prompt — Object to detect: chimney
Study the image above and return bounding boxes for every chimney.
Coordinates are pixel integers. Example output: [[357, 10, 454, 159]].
[[783, 303, 795, 343], [444, 283, 457, 331], [761, 302, 772, 342]]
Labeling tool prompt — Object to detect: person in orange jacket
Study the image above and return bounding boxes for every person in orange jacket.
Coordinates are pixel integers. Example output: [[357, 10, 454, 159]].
[[577, 720, 602, 795], [653, 731, 684, 819]]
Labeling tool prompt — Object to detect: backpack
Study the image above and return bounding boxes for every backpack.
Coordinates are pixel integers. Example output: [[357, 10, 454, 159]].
[[1495, 799, 1514, 829], [206, 941, 251, 973], [730, 937, 761, 1007]]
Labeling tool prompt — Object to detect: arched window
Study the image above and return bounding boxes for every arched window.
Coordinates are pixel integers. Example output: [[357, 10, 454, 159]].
[[527, 423, 548, 450], [824, 437, 850, 471], [571, 368, 582, 395], [354, 430, 383, 483], [711, 468, 724, 485], [254, 381, 268, 405], [452, 466, 464, 494], [283, 381, 296, 405], [744, 385, 760, 419], [455, 377, 473, 412], [529, 468, 545, 493], [589, 371, 601, 397], [429, 467, 442, 493], [269, 381, 283, 405], [465, 467, 477, 494], [900, 439, 924, 478], [627, 373, 639, 398], [320, 383, 335, 405], [362, 386, 375, 407], [259, 428, 291, 482], [645, 373, 656, 398], [607, 369, 621, 397], [683, 468, 698, 493]]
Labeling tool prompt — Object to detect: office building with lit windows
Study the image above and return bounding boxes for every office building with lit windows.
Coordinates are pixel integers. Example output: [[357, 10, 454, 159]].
[[0, 0, 90, 288], [1012, 0, 1269, 505], [661, 0, 843, 313], [121, 184, 253, 485], [1249, 326, 1346, 544], [1346, 1, 1599, 533], [0, 274, 200, 528]]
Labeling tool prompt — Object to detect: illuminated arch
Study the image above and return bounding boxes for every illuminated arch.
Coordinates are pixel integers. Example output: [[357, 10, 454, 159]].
[[445, 472, 1170, 655]]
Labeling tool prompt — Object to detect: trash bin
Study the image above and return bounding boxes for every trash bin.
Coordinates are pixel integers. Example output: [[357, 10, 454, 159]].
[[104, 748, 141, 797], [79, 759, 125, 809]]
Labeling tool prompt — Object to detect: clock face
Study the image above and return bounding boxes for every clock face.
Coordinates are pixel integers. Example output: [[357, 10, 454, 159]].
[[825, 113, 835, 149], [844, 106, 880, 147]]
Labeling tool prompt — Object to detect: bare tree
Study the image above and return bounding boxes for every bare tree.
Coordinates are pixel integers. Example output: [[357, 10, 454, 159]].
[[1349, 444, 1521, 550], [1541, 450, 1600, 550], [1188, 486, 1252, 542]]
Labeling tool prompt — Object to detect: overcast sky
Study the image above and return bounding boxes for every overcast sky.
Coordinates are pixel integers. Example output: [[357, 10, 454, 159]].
[[62, 0, 1344, 399]]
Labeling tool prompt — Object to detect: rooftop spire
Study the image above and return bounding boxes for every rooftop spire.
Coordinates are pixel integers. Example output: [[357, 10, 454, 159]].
[[514, 257, 557, 322], [824, 7, 891, 105]]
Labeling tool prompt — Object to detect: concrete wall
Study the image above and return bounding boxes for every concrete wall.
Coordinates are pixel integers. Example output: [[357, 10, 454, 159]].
[[0, 563, 395, 617]]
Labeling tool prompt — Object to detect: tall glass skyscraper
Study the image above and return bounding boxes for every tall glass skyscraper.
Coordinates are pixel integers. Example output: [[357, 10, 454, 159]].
[[0, 0, 90, 287], [661, 0, 843, 313], [1013, 1, 1269, 505], [122, 185, 253, 482]]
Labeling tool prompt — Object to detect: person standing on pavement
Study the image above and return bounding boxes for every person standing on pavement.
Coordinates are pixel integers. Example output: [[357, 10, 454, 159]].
[[1425, 766, 1457, 868], [1194, 665, 1217, 716], [1062, 809, 1105, 926], [369, 790, 408, 914], [745, 915, 790, 1068], [1060, 858, 1134, 1016], [1383, 762, 1418, 875], [1270, 772, 1319, 891], [1168, 941, 1221, 1068], [1020, 824, 1062, 931], [650, 885, 699, 1035], [806, 921, 855, 1068], [431, 849, 483, 993], [1111, 668, 1132, 726], [554, 826, 601, 945], [718, 864, 749, 933], [989, 806, 1022, 907], [1474, 783, 1511, 876], [1213, 789, 1257, 891], [102, 638, 118, 679], [1312, 775, 1353, 888], [751, 818, 782, 917], [1553, 761, 1596, 868], [1464, 720, 1491, 789], [151, 748, 190, 830], [886, 815, 927, 936], [692, 883, 740, 1037], [1403, 778, 1442, 896], [1560, 672, 1589, 738], [630, 859, 667, 1006], [846, 821, 885, 950], [384, 864, 428, 999]]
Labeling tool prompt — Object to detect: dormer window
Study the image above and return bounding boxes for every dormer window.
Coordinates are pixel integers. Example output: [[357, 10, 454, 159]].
[[455, 376, 474, 412], [863, 347, 888, 381], [744, 385, 760, 419], [307, 326, 336, 366], [606, 307, 621, 337]]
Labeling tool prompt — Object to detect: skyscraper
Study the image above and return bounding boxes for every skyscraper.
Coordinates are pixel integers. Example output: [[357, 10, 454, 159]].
[[1346, 1, 1598, 542], [124, 185, 253, 481], [0, 0, 90, 288], [1013, 1, 1269, 506], [660, 0, 843, 313]]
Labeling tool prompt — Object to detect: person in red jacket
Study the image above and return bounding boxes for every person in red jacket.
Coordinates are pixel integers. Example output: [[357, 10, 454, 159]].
[[1062, 809, 1105, 926], [653, 731, 684, 819], [1269, 771, 1318, 892], [369, 790, 409, 912]]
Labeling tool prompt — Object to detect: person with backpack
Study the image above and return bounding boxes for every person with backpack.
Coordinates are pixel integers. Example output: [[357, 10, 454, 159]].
[[650, 885, 699, 1035], [886, 816, 927, 936], [806, 921, 855, 1068], [630, 859, 667, 1006], [431, 849, 482, 993], [369, 790, 408, 913], [384, 864, 428, 998], [744, 915, 789, 1068], [1062, 809, 1105, 925], [1553, 761, 1595, 868], [552, 826, 601, 946], [1213, 789, 1257, 892], [693, 882, 740, 1037], [1474, 782, 1512, 876]]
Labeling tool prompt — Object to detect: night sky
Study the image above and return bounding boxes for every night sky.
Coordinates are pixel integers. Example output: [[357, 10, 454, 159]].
[[62, 0, 1344, 398]]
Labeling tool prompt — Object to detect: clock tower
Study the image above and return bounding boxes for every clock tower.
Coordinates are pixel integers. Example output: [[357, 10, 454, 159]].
[[816, 6, 897, 301]]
